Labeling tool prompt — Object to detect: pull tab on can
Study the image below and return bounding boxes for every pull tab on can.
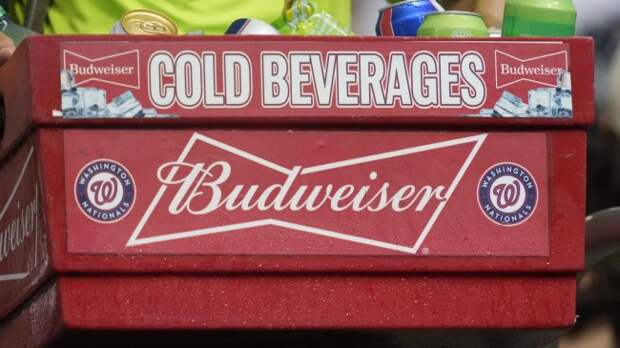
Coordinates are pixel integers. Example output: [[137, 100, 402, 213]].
[[113, 9, 178, 35]]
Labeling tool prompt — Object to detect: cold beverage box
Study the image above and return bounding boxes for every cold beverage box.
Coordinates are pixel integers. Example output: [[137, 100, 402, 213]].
[[0, 35, 593, 346]]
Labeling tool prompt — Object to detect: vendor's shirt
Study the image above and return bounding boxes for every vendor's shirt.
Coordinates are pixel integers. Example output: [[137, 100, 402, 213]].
[[11, 0, 351, 34]]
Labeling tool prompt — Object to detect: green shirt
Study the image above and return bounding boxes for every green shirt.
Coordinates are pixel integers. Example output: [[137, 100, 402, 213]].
[[12, 0, 350, 34]]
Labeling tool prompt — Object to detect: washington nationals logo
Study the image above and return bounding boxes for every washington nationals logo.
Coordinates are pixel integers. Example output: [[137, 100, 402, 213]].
[[75, 159, 135, 224], [477, 162, 538, 226]]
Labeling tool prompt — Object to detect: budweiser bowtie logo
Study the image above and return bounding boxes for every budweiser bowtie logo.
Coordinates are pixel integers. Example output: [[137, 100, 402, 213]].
[[495, 50, 568, 89], [127, 132, 487, 255], [63, 49, 140, 89]]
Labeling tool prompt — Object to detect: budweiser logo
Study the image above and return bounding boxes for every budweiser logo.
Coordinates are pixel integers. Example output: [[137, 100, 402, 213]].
[[0, 146, 41, 282], [495, 50, 568, 89], [127, 132, 487, 254], [63, 49, 140, 89]]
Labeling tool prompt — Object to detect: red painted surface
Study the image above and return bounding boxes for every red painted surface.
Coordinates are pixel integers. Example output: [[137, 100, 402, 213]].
[[0, 135, 49, 320], [0, 36, 594, 339], [63, 130, 548, 257], [0, 275, 574, 345], [57, 275, 577, 330], [9, 36, 590, 127], [58, 39, 569, 118], [44, 129, 584, 273], [0, 283, 61, 348]]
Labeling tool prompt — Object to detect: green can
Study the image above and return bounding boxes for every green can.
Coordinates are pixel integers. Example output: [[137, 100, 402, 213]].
[[502, 0, 576, 37], [417, 11, 489, 38]]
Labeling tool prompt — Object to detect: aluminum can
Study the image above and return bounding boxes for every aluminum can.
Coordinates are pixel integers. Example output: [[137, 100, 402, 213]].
[[225, 18, 280, 35], [502, 0, 576, 37], [109, 21, 127, 34], [417, 11, 489, 37], [376, 0, 443, 37], [110, 9, 178, 35]]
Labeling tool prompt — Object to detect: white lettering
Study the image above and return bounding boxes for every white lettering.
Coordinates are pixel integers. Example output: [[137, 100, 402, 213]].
[[156, 161, 447, 215], [148, 52, 175, 108], [261, 53, 289, 106], [337, 54, 359, 106], [0, 187, 39, 264], [224, 53, 252, 106]]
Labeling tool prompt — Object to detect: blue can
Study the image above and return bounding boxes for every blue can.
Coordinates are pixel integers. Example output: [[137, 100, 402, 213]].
[[376, 0, 444, 37]]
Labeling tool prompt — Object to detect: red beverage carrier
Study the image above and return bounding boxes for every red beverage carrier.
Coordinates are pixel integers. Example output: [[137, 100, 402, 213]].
[[0, 35, 593, 347]]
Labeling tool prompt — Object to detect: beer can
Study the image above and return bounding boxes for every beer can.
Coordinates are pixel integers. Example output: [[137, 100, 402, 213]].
[[110, 9, 178, 35], [109, 21, 126, 34], [417, 11, 489, 37], [502, 0, 576, 37], [376, 0, 444, 37], [225, 18, 280, 35]]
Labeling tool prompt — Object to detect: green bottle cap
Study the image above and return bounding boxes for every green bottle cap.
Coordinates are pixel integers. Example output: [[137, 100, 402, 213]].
[[0, 5, 7, 19]]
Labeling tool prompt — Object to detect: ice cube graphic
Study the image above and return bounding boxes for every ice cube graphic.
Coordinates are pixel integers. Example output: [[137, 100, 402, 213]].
[[112, 90, 134, 104], [493, 91, 528, 117], [527, 88, 555, 117], [107, 91, 143, 117], [142, 108, 158, 118], [61, 90, 80, 117], [61, 87, 109, 118], [479, 108, 496, 117], [123, 104, 144, 118], [556, 69, 572, 92], [554, 69, 573, 117], [78, 88, 107, 116], [493, 105, 515, 117], [552, 90, 572, 118], [60, 69, 76, 92]]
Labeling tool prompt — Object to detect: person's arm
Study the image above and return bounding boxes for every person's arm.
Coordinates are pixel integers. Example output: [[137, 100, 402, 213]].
[[474, 0, 505, 28], [0, 31, 15, 66]]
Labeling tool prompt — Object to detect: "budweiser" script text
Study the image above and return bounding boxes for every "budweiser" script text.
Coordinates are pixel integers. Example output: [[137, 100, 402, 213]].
[[157, 161, 448, 214]]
